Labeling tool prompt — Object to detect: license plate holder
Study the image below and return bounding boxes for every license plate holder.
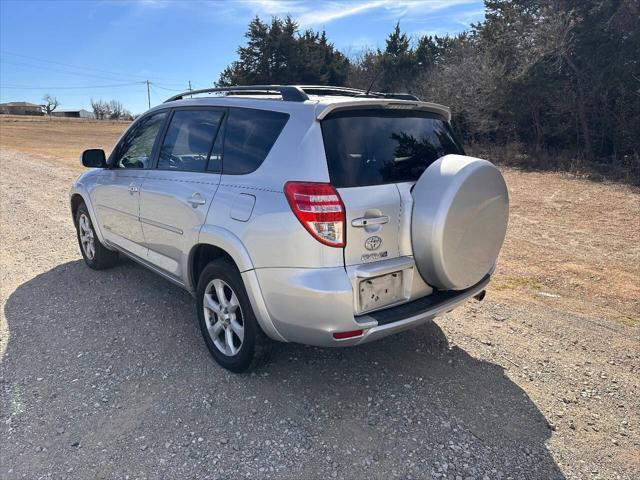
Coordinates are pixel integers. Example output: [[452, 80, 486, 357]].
[[359, 271, 403, 312]]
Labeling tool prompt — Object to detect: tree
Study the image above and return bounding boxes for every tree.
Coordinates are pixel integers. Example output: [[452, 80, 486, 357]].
[[108, 100, 124, 120], [217, 16, 349, 86], [121, 109, 134, 121], [216, 6, 638, 181], [473, 0, 640, 164], [90, 99, 109, 120], [415, 35, 438, 70], [349, 24, 440, 94], [42, 94, 59, 115]]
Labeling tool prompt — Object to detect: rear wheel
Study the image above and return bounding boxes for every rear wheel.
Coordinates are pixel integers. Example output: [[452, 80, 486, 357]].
[[75, 203, 119, 270], [196, 259, 271, 373]]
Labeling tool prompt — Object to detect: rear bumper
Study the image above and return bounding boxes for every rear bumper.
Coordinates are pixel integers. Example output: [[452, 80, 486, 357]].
[[351, 274, 490, 346], [249, 264, 491, 347]]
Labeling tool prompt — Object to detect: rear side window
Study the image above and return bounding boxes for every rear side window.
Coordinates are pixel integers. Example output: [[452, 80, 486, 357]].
[[157, 109, 224, 172], [321, 109, 464, 187], [222, 107, 289, 175]]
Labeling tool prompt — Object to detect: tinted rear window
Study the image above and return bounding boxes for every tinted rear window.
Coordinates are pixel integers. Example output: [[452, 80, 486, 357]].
[[321, 109, 464, 187], [222, 107, 289, 175]]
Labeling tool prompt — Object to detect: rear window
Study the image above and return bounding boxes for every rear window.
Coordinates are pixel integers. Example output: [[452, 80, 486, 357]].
[[321, 109, 464, 188], [222, 107, 289, 175]]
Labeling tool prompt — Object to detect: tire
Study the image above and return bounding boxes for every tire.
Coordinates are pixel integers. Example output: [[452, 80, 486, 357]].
[[411, 154, 509, 290], [75, 203, 119, 270], [196, 259, 272, 373]]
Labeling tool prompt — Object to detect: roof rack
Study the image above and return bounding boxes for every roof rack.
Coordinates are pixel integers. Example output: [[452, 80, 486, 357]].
[[164, 85, 310, 103], [164, 85, 420, 103]]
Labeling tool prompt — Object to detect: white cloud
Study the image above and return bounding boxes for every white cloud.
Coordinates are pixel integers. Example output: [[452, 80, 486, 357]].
[[232, 0, 480, 27], [296, 1, 387, 26]]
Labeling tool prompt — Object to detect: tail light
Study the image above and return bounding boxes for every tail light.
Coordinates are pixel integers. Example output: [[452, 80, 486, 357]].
[[284, 182, 345, 247]]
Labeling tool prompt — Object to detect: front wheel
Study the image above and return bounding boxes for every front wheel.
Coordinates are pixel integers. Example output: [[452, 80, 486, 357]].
[[75, 203, 118, 270], [196, 259, 272, 373]]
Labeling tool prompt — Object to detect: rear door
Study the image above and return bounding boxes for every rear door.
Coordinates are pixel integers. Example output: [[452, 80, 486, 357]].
[[138, 107, 225, 279], [321, 108, 465, 267], [337, 185, 401, 266]]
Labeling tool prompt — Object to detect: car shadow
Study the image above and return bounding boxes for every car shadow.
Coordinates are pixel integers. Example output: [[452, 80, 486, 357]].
[[2, 260, 564, 479]]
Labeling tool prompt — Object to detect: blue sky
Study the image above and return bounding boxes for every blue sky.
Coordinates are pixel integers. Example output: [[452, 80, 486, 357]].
[[0, 0, 484, 114]]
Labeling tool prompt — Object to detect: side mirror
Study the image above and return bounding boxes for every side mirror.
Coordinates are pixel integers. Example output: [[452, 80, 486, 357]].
[[81, 149, 107, 168]]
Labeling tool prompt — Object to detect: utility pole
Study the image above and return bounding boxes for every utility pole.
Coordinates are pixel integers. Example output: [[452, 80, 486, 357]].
[[188, 80, 193, 98], [145, 80, 151, 109]]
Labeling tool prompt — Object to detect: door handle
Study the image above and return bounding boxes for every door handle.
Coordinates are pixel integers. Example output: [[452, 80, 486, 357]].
[[128, 183, 139, 194], [187, 193, 206, 207], [351, 215, 389, 227]]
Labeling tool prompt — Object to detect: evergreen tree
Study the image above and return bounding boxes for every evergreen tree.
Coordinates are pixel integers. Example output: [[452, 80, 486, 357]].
[[377, 23, 417, 92], [217, 16, 348, 86]]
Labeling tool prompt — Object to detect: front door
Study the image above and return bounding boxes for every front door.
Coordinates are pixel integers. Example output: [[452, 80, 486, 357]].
[[139, 108, 225, 279], [92, 111, 167, 258]]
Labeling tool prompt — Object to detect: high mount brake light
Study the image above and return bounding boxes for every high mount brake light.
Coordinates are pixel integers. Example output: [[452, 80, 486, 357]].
[[284, 182, 345, 247]]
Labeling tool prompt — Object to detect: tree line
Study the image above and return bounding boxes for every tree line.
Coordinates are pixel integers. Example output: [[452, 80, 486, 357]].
[[90, 99, 133, 121], [218, 0, 639, 183], [38, 94, 133, 121], [38, 94, 133, 120]]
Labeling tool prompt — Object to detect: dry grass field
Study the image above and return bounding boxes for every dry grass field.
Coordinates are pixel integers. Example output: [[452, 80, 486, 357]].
[[1, 114, 639, 479], [0, 114, 128, 165], [494, 168, 639, 326]]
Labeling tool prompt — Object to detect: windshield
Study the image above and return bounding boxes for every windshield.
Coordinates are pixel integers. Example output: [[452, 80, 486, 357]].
[[321, 109, 464, 188]]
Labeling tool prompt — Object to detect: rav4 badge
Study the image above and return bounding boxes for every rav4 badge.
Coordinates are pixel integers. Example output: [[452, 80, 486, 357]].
[[365, 236, 382, 251]]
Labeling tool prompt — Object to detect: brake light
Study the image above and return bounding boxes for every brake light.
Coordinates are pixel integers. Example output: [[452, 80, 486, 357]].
[[284, 182, 345, 247]]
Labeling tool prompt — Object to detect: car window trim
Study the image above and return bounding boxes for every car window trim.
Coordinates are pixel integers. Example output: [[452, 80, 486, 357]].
[[109, 110, 169, 170], [207, 110, 227, 174], [151, 105, 228, 174]]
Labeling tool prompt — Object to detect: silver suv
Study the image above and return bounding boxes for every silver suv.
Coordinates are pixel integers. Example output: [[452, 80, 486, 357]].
[[70, 85, 509, 372]]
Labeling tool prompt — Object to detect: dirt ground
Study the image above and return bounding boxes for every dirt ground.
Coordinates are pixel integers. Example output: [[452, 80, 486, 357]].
[[1, 116, 639, 479], [0, 114, 128, 164]]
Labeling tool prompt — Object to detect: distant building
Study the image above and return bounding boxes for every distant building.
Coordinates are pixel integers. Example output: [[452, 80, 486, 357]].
[[50, 109, 96, 119], [0, 101, 44, 116]]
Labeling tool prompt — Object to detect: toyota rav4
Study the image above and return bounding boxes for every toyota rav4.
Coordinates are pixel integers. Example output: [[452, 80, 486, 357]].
[[70, 85, 509, 372]]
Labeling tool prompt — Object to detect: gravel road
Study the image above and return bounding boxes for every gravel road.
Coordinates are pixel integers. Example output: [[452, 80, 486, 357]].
[[1, 148, 638, 479]]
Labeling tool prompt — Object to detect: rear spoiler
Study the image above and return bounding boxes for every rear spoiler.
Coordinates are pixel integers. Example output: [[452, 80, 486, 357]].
[[316, 100, 451, 122]]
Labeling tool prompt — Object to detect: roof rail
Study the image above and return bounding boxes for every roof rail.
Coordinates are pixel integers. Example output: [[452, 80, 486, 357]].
[[299, 86, 420, 101], [164, 85, 309, 103], [164, 85, 420, 103], [297, 86, 367, 97]]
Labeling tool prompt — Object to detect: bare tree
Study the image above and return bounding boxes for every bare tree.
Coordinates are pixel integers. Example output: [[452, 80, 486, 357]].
[[121, 109, 134, 121], [108, 100, 124, 120], [42, 94, 59, 115], [90, 99, 109, 120]]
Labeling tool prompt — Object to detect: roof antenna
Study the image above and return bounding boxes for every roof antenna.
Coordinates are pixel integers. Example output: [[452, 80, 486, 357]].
[[364, 63, 385, 97]]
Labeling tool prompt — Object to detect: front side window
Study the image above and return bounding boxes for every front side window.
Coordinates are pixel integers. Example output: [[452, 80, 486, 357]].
[[158, 109, 225, 172], [222, 108, 289, 175], [113, 111, 167, 169], [321, 109, 464, 187]]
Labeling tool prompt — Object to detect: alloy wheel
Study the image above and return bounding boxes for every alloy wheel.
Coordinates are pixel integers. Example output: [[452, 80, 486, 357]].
[[203, 279, 244, 356], [78, 213, 96, 260]]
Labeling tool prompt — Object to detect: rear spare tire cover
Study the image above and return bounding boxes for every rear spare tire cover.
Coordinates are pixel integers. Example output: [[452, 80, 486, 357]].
[[411, 154, 509, 290]]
